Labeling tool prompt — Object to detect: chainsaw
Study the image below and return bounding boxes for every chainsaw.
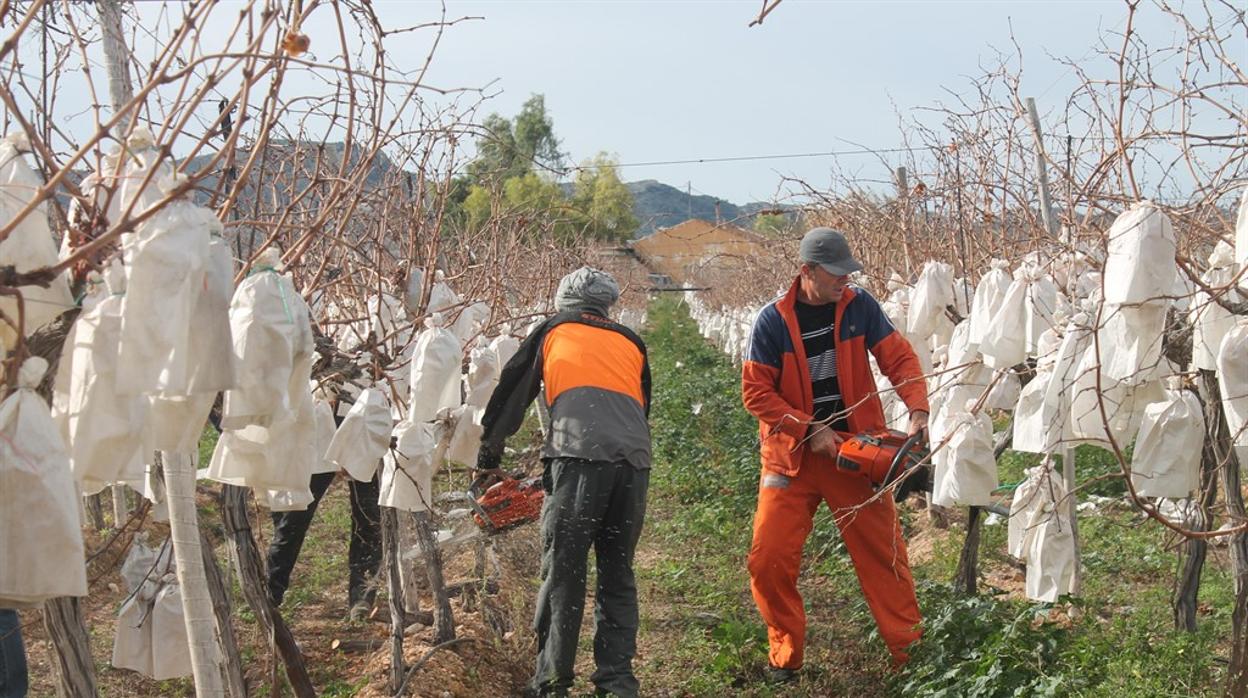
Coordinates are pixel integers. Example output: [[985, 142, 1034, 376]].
[[467, 472, 545, 533], [835, 428, 932, 502]]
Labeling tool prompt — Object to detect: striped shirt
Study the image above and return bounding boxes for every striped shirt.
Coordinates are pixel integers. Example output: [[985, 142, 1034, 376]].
[[795, 300, 849, 431]]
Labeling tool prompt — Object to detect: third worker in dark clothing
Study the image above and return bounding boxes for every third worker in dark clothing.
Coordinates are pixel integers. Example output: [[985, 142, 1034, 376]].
[[265, 403, 382, 619], [476, 267, 651, 698]]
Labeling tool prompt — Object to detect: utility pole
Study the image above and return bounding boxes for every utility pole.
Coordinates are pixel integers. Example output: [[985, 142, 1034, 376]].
[[1025, 97, 1059, 239], [1065, 134, 1073, 245], [896, 166, 915, 274], [98, 0, 135, 137]]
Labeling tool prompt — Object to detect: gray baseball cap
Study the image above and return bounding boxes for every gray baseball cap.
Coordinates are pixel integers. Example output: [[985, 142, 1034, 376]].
[[799, 227, 863, 276]]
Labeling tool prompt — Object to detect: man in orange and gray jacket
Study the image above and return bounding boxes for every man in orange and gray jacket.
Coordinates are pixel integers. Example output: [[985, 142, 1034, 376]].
[[477, 267, 650, 698], [741, 227, 930, 684]]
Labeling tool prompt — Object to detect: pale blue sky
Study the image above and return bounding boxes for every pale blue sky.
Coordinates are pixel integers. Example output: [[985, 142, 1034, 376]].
[[17, 1, 1235, 205], [407, 0, 1187, 204]]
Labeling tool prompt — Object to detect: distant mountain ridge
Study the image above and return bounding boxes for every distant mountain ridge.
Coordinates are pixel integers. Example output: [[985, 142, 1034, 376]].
[[179, 143, 780, 239], [627, 179, 789, 237]]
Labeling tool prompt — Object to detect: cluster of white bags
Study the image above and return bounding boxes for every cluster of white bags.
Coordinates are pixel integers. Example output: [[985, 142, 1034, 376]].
[[378, 419, 438, 511], [1218, 318, 1248, 459], [380, 312, 464, 511], [53, 263, 147, 492], [687, 295, 759, 363], [1131, 388, 1203, 498], [0, 132, 74, 349], [907, 261, 955, 340], [445, 341, 502, 466], [54, 143, 238, 510], [1023, 480, 1077, 603], [321, 272, 523, 513], [1190, 242, 1240, 371], [111, 538, 192, 680], [0, 358, 87, 605], [931, 398, 998, 507], [408, 316, 463, 423], [1007, 466, 1077, 601], [208, 249, 319, 503], [325, 388, 392, 481]]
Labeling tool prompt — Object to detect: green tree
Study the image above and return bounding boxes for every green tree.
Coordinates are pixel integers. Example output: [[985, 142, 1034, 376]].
[[458, 99, 635, 245], [513, 95, 563, 172], [465, 95, 563, 187], [753, 212, 789, 237], [463, 172, 579, 242], [571, 153, 638, 241], [462, 183, 494, 232]]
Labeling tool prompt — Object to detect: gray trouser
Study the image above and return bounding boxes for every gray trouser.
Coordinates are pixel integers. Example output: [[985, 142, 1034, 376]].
[[532, 458, 649, 698]]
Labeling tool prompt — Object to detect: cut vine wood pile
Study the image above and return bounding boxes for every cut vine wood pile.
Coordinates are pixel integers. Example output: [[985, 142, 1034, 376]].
[[15, 484, 544, 698], [355, 509, 542, 696]]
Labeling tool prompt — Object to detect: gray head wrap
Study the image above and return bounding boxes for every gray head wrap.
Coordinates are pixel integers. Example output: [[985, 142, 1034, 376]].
[[555, 266, 620, 316]]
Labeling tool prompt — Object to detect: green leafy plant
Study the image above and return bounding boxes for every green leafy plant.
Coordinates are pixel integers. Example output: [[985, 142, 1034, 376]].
[[708, 617, 769, 680]]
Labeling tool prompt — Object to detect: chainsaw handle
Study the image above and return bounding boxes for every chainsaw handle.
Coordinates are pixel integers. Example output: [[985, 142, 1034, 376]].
[[469, 468, 505, 498], [880, 429, 928, 491]]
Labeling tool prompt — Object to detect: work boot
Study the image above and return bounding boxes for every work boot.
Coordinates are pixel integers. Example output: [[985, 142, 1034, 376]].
[[347, 600, 371, 623], [347, 583, 377, 620], [763, 665, 799, 685]]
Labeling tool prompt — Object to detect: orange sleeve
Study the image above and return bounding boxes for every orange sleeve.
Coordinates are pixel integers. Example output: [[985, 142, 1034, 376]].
[[742, 360, 813, 440], [870, 332, 930, 415]]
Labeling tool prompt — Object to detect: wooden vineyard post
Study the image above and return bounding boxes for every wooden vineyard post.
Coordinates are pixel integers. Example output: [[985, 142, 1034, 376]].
[[382, 505, 406, 694], [161, 452, 226, 696], [219, 484, 316, 698], [954, 427, 1014, 595], [40, 597, 98, 697], [412, 510, 455, 644], [1204, 373, 1248, 696], [953, 506, 983, 596], [1174, 372, 1222, 632], [200, 527, 249, 697], [96, 0, 135, 529]]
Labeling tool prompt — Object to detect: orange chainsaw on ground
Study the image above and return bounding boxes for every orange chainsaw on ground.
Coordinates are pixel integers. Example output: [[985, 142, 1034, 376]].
[[467, 473, 545, 533], [835, 428, 932, 502]]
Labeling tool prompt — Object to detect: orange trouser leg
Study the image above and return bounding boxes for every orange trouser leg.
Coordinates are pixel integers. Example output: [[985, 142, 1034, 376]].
[[813, 458, 922, 665], [747, 469, 820, 670]]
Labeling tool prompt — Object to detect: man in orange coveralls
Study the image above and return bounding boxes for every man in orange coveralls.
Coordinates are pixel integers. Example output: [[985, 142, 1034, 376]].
[[741, 227, 930, 684]]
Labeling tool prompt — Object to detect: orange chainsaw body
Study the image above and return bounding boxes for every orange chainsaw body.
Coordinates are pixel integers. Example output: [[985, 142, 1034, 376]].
[[835, 429, 928, 487], [472, 477, 544, 532]]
